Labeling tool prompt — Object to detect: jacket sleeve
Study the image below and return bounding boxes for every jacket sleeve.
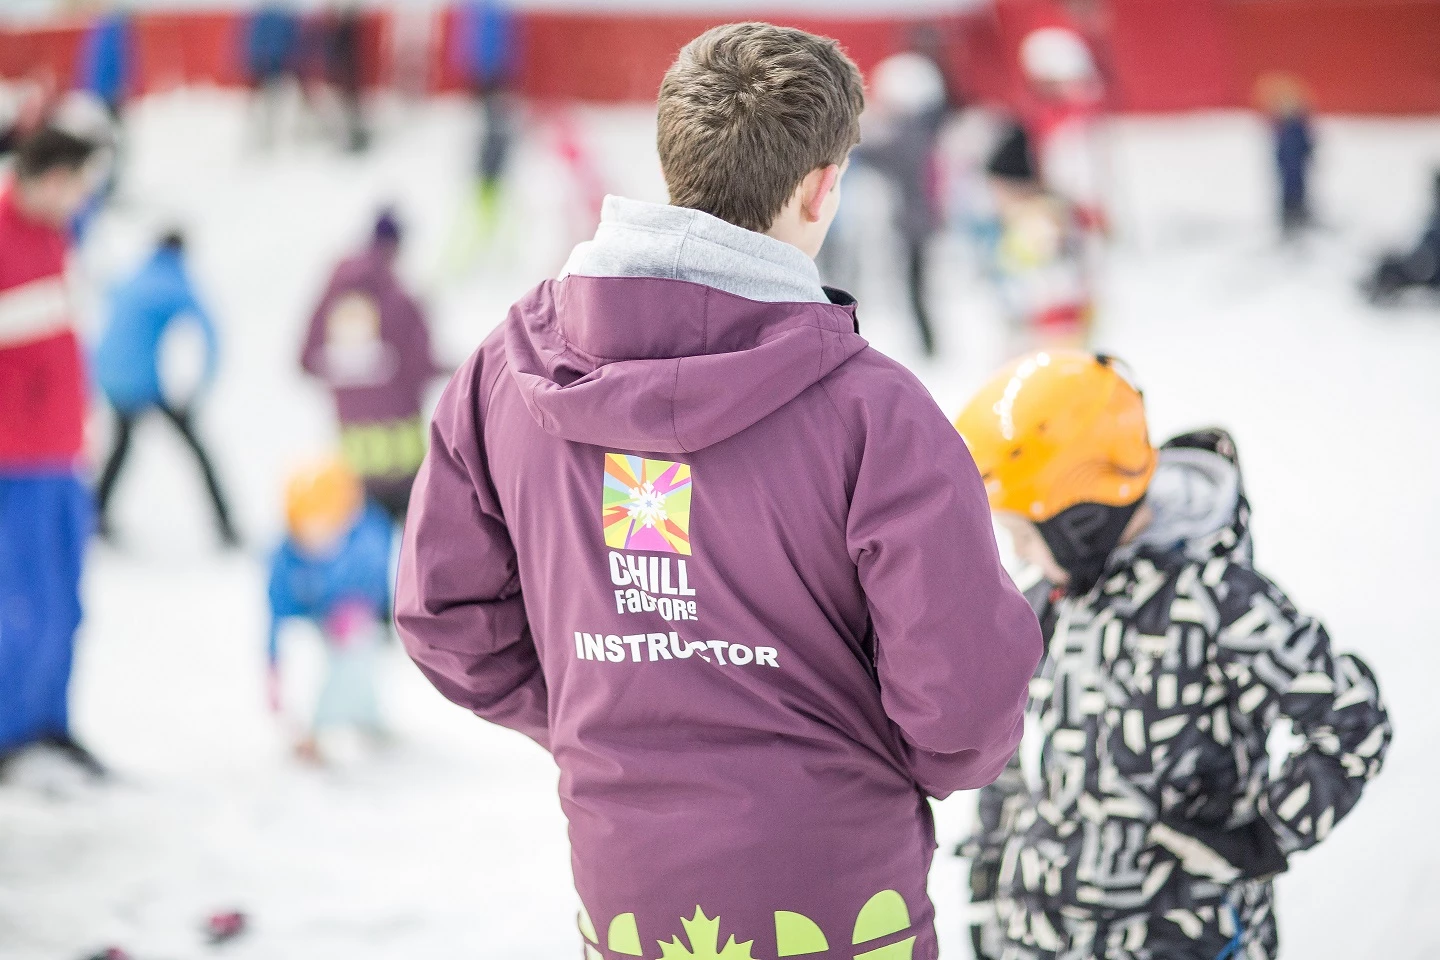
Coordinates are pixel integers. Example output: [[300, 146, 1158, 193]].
[[400, 290, 445, 379], [844, 373, 1043, 798], [182, 286, 220, 387], [299, 275, 335, 379], [394, 354, 550, 749], [1215, 567, 1391, 855]]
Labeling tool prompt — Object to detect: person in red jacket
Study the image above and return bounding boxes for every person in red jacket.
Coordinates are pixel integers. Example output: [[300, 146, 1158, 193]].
[[0, 127, 105, 778]]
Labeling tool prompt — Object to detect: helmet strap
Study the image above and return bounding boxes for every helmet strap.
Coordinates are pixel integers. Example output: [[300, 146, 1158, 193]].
[[1037, 500, 1142, 596]]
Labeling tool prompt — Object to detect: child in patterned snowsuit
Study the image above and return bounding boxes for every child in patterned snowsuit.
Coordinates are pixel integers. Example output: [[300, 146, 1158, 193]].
[[954, 352, 1391, 960]]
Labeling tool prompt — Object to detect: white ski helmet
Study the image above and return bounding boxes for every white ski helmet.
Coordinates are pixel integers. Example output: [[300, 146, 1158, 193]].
[[871, 52, 946, 115], [1019, 27, 1095, 85]]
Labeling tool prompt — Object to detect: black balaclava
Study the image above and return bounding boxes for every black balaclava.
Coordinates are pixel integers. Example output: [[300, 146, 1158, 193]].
[[1036, 499, 1142, 596]]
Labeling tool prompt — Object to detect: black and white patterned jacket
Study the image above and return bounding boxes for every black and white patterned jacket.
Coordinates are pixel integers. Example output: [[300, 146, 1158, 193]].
[[970, 430, 1391, 960]]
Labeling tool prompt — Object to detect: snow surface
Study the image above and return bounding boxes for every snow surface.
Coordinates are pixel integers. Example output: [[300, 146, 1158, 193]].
[[2, 90, 1438, 959]]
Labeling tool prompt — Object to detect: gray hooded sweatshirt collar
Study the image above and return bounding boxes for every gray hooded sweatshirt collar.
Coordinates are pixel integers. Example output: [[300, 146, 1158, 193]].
[[560, 195, 829, 304], [1113, 445, 1244, 565]]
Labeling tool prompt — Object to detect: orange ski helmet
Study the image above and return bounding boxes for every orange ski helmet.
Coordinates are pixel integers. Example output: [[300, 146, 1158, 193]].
[[954, 350, 1157, 522], [285, 456, 364, 550]]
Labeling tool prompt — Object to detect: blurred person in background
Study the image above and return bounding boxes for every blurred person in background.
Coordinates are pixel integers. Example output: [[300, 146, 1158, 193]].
[[985, 121, 1091, 345], [457, 0, 519, 242], [267, 457, 393, 764], [1258, 74, 1315, 241], [955, 351, 1392, 960], [77, 9, 132, 124], [319, 3, 368, 154], [0, 128, 103, 781], [852, 50, 948, 357], [93, 230, 238, 547], [244, 3, 301, 150], [1363, 169, 1440, 304], [1018, 27, 1106, 235], [443, 0, 522, 272], [301, 209, 443, 524]]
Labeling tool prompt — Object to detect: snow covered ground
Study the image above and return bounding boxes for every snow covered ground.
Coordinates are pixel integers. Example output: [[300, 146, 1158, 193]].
[[2, 89, 1438, 959]]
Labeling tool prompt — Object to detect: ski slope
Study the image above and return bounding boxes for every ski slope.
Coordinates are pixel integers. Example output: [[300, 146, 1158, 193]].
[[2, 90, 1438, 959]]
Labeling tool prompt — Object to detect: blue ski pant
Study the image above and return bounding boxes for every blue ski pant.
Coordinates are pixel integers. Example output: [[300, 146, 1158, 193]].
[[0, 471, 91, 754]]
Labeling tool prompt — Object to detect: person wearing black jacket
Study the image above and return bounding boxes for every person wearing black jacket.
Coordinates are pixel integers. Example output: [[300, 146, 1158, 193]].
[[954, 352, 1392, 960], [1364, 170, 1440, 304]]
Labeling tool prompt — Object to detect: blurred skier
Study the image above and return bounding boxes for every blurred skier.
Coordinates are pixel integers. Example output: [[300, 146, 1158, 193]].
[[456, 0, 519, 241], [954, 351, 1392, 960], [0, 128, 104, 779], [77, 10, 132, 124], [1258, 74, 1315, 240], [979, 28, 1105, 347], [93, 231, 238, 546], [1018, 27, 1106, 234], [852, 51, 947, 356], [1363, 169, 1440, 304], [319, 4, 368, 153], [986, 121, 1091, 345], [267, 457, 393, 763], [244, 4, 301, 150], [301, 210, 443, 524]]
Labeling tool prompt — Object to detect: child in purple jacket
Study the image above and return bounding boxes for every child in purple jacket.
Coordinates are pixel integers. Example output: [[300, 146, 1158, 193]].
[[301, 209, 444, 523], [396, 24, 1042, 959]]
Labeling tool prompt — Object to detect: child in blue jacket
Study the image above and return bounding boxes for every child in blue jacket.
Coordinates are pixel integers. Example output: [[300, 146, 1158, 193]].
[[268, 457, 392, 763], [93, 231, 237, 545]]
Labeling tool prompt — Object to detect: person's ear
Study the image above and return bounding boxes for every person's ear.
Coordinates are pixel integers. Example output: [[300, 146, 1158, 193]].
[[802, 164, 841, 223]]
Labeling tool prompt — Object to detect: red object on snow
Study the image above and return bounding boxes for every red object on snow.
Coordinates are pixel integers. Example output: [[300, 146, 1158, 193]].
[[204, 910, 248, 945]]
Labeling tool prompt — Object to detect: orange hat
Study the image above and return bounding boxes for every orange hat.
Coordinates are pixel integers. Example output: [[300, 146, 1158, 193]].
[[953, 350, 1157, 522], [285, 456, 364, 548]]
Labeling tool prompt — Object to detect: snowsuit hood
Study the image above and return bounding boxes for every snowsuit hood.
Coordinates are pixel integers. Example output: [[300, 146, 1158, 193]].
[[507, 196, 861, 454], [1126, 440, 1249, 564]]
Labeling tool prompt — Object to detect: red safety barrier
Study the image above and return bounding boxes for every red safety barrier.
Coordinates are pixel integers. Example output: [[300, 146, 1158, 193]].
[[1105, 0, 1238, 112], [133, 12, 244, 93], [0, 21, 84, 90], [1221, 0, 1440, 115], [1, 2, 1438, 115]]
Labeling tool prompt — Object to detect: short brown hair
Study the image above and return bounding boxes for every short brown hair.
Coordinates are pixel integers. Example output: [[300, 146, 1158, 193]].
[[657, 23, 865, 233]]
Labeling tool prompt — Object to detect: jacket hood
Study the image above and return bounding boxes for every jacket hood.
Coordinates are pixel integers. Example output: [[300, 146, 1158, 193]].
[[505, 196, 866, 454], [1121, 429, 1253, 567], [561, 195, 830, 304], [504, 275, 865, 454]]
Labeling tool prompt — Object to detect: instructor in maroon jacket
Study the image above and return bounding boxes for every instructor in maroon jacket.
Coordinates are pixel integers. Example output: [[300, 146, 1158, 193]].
[[301, 209, 443, 523], [396, 24, 1042, 960]]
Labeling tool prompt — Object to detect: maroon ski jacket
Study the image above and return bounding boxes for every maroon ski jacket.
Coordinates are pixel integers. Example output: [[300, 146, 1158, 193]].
[[396, 199, 1041, 960]]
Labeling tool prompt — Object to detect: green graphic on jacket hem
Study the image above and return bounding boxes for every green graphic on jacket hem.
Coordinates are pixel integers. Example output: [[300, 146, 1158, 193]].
[[609, 912, 644, 955], [657, 906, 756, 960], [854, 937, 917, 960], [853, 890, 911, 945], [579, 903, 602, 960], [774, 910, 829, 956], [584, 890, 914, 959]]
